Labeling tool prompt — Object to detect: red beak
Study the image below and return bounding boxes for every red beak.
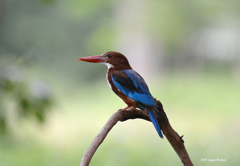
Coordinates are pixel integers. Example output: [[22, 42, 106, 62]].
[[77, 55, 105, 63]]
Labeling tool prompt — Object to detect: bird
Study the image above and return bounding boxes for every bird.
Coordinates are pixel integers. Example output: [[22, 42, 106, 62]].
[[78, 51, 163, 138]]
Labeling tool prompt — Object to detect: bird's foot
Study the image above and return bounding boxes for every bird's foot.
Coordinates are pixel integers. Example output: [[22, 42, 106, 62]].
[[120, 106, 129, 115], [126, 106, 136, 111], [121, 106, 136, 115]]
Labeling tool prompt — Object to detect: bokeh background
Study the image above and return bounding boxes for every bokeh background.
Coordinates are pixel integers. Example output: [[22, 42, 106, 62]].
[[1, 0, 240, 165]]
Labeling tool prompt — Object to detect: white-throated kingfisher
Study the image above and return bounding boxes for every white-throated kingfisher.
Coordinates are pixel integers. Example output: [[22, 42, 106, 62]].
[[78, 51, 163, 138]]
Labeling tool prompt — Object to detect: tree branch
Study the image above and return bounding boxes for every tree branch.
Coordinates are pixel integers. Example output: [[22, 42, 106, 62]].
[[80, 99, 193, 166]]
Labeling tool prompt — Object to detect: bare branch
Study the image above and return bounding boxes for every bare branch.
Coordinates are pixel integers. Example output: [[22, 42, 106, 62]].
[[80, 99, 194, 166]]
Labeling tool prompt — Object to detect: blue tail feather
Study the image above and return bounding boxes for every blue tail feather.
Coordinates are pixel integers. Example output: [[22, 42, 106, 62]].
[[148, 110, 163, 138]]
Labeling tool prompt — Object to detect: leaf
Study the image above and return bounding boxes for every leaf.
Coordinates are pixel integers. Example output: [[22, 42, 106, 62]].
[[42, 0, 53, 4]]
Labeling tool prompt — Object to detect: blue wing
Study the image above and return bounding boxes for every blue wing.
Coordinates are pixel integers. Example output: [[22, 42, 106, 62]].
[[111, 69, 163, 138], [111, 69, 156, 107]]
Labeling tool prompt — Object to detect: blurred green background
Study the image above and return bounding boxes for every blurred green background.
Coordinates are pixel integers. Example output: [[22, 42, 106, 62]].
[[0, 0, 240, 165]]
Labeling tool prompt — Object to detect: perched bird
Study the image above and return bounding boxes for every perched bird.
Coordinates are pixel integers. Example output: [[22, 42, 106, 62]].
[[78, 51, 163, 138]]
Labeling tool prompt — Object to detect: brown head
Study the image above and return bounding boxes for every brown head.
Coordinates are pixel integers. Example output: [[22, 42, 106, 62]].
[[78, 51, 132, 70]]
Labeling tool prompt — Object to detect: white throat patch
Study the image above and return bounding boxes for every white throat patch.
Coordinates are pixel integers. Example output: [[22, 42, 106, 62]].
[[101, 63, 113, 89], [101, 63, 113, 69]]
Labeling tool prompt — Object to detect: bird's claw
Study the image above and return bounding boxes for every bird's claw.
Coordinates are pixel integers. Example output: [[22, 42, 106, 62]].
[[120, 107, 128, 115], [120, 106, 138, 115]]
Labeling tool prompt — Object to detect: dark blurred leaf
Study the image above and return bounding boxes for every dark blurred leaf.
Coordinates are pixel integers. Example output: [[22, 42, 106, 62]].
[[19, 98, 29, 110], [35, 111, 44, 123], [0, 117, 6, 134], [41, 0, 53, 3], [2, 80, 15, 92]]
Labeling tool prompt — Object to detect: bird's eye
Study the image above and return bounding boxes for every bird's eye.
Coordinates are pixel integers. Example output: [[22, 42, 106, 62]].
[[108, 54, 112, 58]]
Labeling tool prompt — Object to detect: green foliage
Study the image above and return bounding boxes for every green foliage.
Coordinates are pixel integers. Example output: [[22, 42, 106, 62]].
[[0, 65, 53, 134], [41, 0, 53, 3]]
